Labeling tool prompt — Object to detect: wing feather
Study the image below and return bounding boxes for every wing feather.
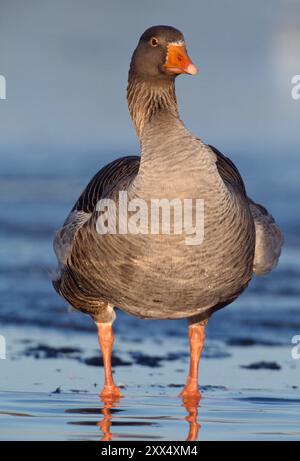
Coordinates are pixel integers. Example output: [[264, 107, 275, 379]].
[[208, 144, 283, 275], [53, 155, 140, 276], [249, 199, 284, 275]]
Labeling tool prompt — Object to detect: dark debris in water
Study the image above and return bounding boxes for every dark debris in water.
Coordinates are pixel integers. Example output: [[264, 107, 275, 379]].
[[201, 385, 227, 391], [227, 337, 281, 347], [69, 389, 89, 393], [240, 361, 282, 370], [21, 343, 133, 368], [130, 352, 163, 368], [168, 384, 227, 391], [129, 351, 188, 368], [236, 396, 300, 404], [65, 407, 124, 415], [52, 386, 62, 394], [24, 344, 82, 359], [83, 355, 132, 367]]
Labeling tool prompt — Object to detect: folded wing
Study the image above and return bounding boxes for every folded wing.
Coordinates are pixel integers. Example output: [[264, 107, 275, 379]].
[[53, 155, 140, 284], [208, 145, 283, 276]]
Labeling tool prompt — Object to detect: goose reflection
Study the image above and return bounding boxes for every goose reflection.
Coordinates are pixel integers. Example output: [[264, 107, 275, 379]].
[[66, 390, 201, 441], [96, 393, 201, 441], [181, 394, 201, 441], [97, 395, 121, 441]]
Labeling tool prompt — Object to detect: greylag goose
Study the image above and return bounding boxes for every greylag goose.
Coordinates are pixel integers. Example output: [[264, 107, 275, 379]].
[[53, 25, 283, 399]]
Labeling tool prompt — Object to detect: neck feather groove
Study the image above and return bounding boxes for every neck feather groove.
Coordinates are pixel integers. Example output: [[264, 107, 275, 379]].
[[127, 75, 179, 138]]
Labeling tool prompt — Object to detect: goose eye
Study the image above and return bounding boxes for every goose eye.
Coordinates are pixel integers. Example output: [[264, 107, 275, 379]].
[[150, 37, 158, 47]]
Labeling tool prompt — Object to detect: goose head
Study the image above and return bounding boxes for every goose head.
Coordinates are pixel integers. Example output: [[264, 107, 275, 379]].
[[129, 25, 198, 82]]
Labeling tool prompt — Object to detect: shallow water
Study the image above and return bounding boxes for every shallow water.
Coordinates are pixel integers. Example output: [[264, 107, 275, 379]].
[[1, 388, 300, 441], [0, 324, 300, 441]]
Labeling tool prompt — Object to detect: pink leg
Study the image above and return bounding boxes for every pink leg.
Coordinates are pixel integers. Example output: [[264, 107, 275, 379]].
[[97, 323, 122, 399], [180, 323, 205, 399]]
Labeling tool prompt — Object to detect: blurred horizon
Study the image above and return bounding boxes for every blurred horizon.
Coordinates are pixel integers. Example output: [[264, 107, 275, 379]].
[[0, 0, 300, 170]]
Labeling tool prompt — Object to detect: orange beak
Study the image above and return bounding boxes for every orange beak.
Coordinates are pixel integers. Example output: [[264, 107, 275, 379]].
[[164, 43, 198, 75]]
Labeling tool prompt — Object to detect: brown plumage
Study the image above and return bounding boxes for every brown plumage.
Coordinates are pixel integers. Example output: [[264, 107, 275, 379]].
[[52, 25, 283, 399]]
